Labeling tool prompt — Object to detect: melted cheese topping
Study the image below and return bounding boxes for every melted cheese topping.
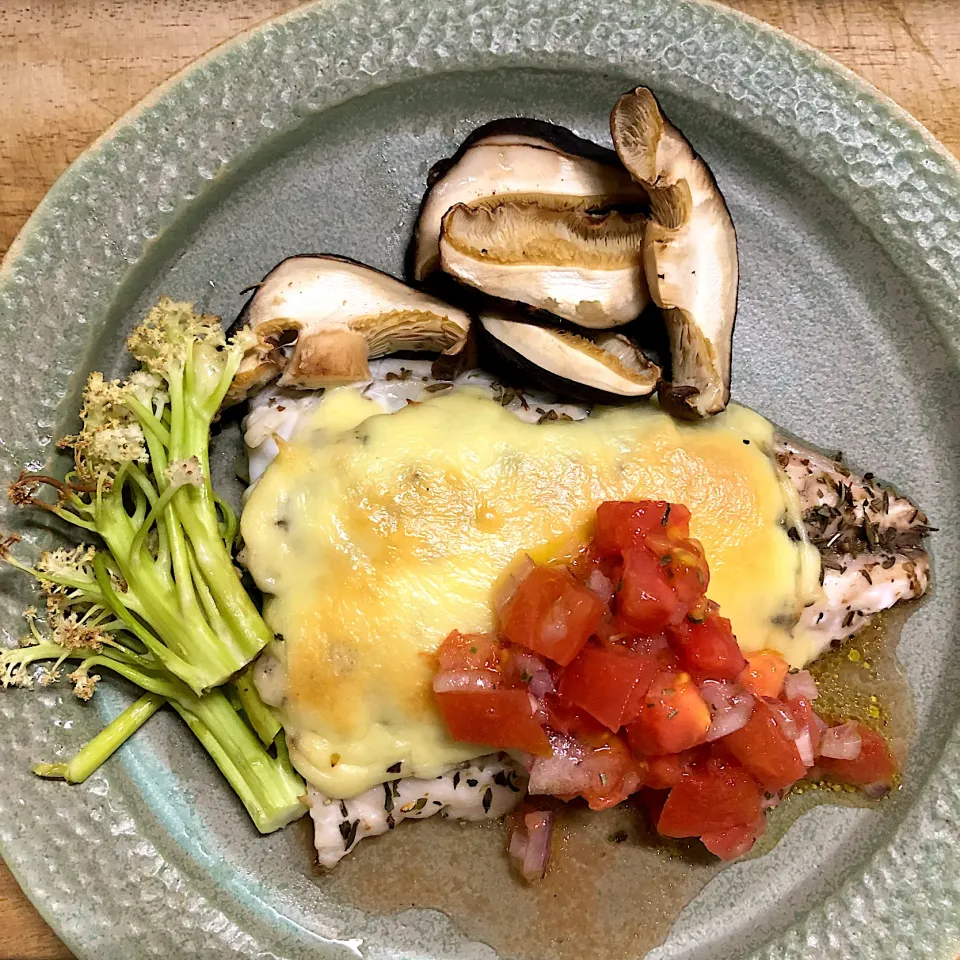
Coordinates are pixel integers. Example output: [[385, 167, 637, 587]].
[[242, 388, 821, 798]]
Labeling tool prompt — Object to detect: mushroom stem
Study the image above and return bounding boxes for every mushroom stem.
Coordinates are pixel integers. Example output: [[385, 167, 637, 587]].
[[280, 329, 372, 387]]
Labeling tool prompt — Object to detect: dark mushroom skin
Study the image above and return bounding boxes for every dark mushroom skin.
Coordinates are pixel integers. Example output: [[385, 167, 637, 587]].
[[478, 311, 660, 405], [409, 117, 649, 286], [435, 117, 632, 170], [610, 87, 738, 419]]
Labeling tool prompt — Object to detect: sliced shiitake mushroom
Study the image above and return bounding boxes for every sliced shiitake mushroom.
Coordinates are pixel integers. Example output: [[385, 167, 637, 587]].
[[611, 88, 738, 419], [411, 118, 648, 287], [478, 311, 660, 404], [225, 255, 470, 403], [438, 201, 650, 329]]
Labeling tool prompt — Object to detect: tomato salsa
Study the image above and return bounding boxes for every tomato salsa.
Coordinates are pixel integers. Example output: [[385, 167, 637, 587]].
[[432, 500, 898, 863]]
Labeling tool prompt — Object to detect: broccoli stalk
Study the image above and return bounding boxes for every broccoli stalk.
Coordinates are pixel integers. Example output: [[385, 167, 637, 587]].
[[233, 667, 282, 746], [0, 540, 307, 834], [33, 693, 166, 784], [0, 298, 307, 834], [8, 298, 272, 694]]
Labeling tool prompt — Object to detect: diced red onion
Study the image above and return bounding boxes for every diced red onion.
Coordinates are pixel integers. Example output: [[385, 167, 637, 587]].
[[819, 721, 862, 760], [521, 811, 554, 880], [513, 652, 556, 699], [700, 680, 754, 742], [586, 568, 615, 604], [528, 757, 588, 796], [795, 728, 815, 767], [862, 781, 891, 800], [810, 711, 827, 753], [765, 700, 800, 740], [432, 669, 498, 694], [706, 699, 753, 741], [699, 679, 739, 712], [494, 554, 536, 618], [513, 651, 547, 674], [507, 811, 554, 882], [508, 828, 529, 863], [528, 735, 590, 795], [784, 670, 819, 701], [529, 672, 555, 699], [810, 713, 827, 753]]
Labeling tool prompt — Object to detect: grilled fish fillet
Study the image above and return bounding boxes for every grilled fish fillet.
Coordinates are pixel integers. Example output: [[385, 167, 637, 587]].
[[778, 440, 931, 652], [308, 755, 525, 867], [244, 360, 931, 867]]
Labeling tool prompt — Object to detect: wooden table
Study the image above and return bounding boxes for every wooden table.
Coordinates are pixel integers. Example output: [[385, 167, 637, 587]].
[[1, 1, 958, 957]]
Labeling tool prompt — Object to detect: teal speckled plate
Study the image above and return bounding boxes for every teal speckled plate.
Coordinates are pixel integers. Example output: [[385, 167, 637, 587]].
[[1, 2, 959, 958]]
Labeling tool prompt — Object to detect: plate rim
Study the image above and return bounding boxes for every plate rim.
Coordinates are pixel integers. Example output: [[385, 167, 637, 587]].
[[6, 0, 960, 282], [1, 1, 958, 958]]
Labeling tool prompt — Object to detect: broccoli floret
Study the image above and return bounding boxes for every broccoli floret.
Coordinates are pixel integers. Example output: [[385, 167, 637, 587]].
[[1, 298, 305, 834], [8, 299, 272, 694], [59, 372, 150, 482]]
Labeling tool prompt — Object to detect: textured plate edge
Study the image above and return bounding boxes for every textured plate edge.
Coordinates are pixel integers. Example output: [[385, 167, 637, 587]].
[[0, 0, 315, 280], [0, 1, 957, 958]]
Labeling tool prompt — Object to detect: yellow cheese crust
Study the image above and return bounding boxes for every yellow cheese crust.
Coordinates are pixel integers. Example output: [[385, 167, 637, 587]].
[[241, 388, 820, 797]]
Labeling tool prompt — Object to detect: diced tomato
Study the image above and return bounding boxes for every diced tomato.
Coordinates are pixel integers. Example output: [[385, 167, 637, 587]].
[[569, 546, 622, 591], [637, 787, 669, 825], [645, 748, 706, 789], [613, 632, 682, 673], [592, 612, 640, 646], [594, 619, 679, 666], [594, 500, 690, 555], [657, 759, 762, 837], [432, 497, 840, 833], [436, 630, 501, 673], [642, 533, 710, 611], [738, 649, 789, 699], [720, 700, 807, 791], [617, 547, 686, 632], [668, 614, 747, 681], [435, 689, 551, 756], [817, 723, 897, 791], [501, 565, 604, 666], [700, 820, 762, 860], [625, 670, 711, 756], [668, 543, 710, 610], [558, 644, 661, 731], [582, 734, 648, 810], [663, 503, 692, 539], [541, 694, 609, 744]]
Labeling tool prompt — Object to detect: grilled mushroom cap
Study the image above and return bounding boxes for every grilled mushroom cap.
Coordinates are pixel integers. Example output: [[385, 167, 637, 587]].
[[479, 311, 660, 404], [438, 201, 650, 329], [611, 88, 738, 419], [411, 118, 648, 286], [225, 256, 470, 403]]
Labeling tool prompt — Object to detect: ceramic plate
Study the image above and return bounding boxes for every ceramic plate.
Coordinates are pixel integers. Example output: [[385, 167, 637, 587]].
[[1, 1, 959, 957]]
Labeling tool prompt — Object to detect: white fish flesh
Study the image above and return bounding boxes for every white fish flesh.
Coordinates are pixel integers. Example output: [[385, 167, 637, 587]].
[[243, 365, 931, 867], [777, 439, 931, 651], [308, 755, 526, 868]]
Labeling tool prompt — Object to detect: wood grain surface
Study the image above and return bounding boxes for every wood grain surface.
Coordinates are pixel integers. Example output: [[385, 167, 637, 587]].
[[1, 1, 958, 958]]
